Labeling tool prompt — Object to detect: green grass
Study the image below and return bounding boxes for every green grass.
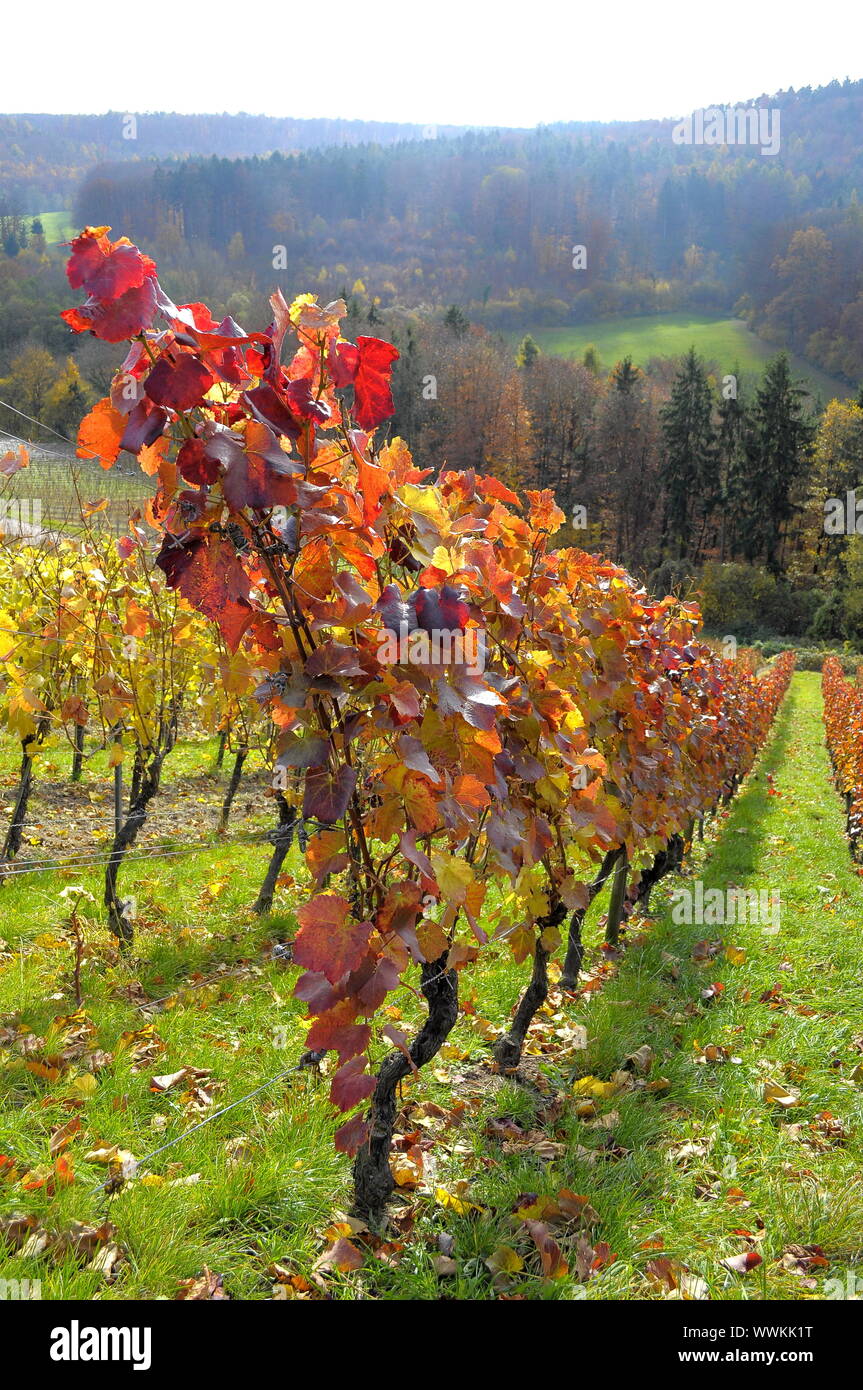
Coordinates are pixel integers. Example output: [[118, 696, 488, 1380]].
[[529, 313, 851, 403], [1, 671, 862, 1299], [31, 213, 77, 246]]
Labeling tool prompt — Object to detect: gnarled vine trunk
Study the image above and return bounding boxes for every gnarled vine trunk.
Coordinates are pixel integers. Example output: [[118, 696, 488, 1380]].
[[604, 850, 629, 946], [71, 721, 85, 783], [352, 951, 458, 1227], [253, 791, 298, 914], [627, 833, 685, 916], [493, 899, 567, 1073], [1, 715, 51, 877], [104, 715, 177, 945], [560, 847, 620, 989], [219, 746, 248, 831]]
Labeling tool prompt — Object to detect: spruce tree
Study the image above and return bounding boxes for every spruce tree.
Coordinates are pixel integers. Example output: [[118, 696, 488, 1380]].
[[659, 348, 717, 561], [716, 367, 750, 561], [745, 353, 814, 573]]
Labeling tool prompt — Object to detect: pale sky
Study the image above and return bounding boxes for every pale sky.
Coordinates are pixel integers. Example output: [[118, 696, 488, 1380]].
[[4, 0, 861, 126]]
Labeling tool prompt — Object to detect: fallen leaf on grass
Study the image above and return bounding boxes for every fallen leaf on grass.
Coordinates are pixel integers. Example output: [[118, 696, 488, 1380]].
[[763, 1080, 800, 1108], [622, 1044, 654, 1074], [69, 1074, 97, 1097], [781, 1245, 828, 1275], [646, 1256, 709, 1300], [486, 1245, 524, 1275], [692, 939, 722, 962], [83, 1143, 137, 1174], [435, 1183, 484, 1216], [150, 1066, 212, 1092], [176, 1266, 229, 1299], [573, 1075, 624, 1100], [523, 1220, 568, 1279], [49, 1117, 81, 1156], [720, 1251, 763, 1275], [269, 1264, 318, 1300], [391, 1152, 423, 1189], [574, 1235, 617, 1283], [314, 1237, 364, 1273]]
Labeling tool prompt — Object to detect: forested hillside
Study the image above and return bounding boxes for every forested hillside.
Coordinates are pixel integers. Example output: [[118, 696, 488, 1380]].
[[66, 80, 863, 379], [0, 113, 472, 206]]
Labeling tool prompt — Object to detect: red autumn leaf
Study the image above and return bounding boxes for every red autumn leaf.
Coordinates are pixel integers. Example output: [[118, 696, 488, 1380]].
[[330, 1056, 377, 1112], [304, 640, 365, 681], [156, 533, 252, 652], [388, 681, 422, 722], [294, 894, 371, 984], [276, 736, 330, 770], [120, 399, 168, 453], [293, 970, 341, 1015], [303, 765, 358, 824], [62, 277, 159, 342], [244, 382, 305, 441], [399, 830, 435, 880], [356, 452, 391, 525], [352, 336, 399, 430], [334, 1114, 371, 1157], [414, 585, 470, 633], [65, 227, 156, 299], [144, 354, 215, 412], [397, 734, 442, 785], [306, 1001, 371, 1065], [355, 958, 401, 1013], [176, 438, 221, 486], [721, 1251, 763, 1274], [284, 377, 331, 423], [54, 1154, 75, 1185], [478, 474, 522, 508], [330, 339, 359, 387]]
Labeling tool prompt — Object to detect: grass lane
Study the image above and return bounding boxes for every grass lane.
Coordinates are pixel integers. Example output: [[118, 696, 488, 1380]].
[[1, 670, 861, 1299]]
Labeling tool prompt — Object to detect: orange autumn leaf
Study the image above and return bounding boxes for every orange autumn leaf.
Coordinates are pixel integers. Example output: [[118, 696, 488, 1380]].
[[76, 397, 126, 469]]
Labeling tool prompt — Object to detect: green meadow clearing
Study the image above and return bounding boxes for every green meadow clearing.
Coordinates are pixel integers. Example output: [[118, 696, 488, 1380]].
[[529, 314, 851, 403], [31, 212, 77, 245]]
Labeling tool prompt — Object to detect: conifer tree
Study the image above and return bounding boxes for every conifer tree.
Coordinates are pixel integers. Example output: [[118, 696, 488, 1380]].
[[745, 353, 814, 572], [660, 348, 717, 561]]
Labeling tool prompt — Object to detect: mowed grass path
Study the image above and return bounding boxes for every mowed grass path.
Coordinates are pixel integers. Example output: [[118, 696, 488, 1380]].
[[1, 671, 861, 1299]]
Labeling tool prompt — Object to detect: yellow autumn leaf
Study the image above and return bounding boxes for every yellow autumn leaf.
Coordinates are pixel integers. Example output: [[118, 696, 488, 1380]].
[[486, 1245, 524, 1274], [429, 545, 457, 575], [400, 482, 445, 522], [0, 610, 17, 661], [69, 1074, 97, 1096], [430, 851, 474, 905], [573, 1076, 621, 1100], [391, 1154, 422, 1189], [435, 1185, 483, 1216], [535, 776, 565, 808]]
